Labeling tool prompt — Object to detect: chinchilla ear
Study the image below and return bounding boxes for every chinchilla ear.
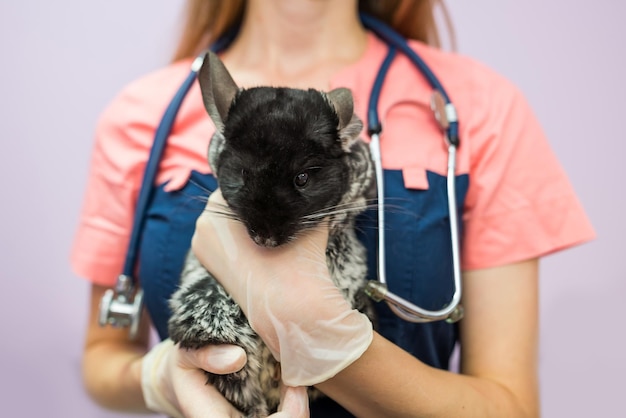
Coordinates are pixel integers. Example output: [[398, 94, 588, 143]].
[[197, 51, 239, 133], [326, 88, 363, 151]]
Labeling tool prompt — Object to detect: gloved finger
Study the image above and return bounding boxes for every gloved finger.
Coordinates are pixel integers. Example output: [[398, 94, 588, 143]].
[[269, 385, 309, 417], [205, 188, 232, 216], [177, 344, 247, 375], [172, 366, 243, 418], [142, 340, 246, 418], [207, 188, 227, 205], [194, 188, 246, 266]]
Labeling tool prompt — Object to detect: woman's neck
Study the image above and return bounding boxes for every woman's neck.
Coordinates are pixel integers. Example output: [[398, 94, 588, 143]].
[[220, 0, 367, 89]]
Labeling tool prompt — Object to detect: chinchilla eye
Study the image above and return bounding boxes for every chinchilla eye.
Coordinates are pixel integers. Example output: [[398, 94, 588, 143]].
[[294, 172, 309, 187]]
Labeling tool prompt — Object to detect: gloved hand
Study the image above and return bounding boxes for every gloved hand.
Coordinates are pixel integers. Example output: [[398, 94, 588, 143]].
[[191, 190, 373, 387], [141, 339, 309, 417]]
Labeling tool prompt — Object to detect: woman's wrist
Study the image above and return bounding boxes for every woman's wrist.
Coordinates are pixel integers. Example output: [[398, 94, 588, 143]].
[[82, 341, 153, 413]]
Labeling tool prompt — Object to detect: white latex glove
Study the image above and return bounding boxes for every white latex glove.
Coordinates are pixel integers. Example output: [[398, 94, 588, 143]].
[[141, 339, 309, 417], [191, 190, 373, 387]]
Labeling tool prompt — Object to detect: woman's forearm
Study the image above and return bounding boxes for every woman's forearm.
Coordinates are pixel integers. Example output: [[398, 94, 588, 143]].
[[317, 261, 540, 418], [82, 340, 150, 413], [317, 332, 537, 418], [82, 285, 152, 413]]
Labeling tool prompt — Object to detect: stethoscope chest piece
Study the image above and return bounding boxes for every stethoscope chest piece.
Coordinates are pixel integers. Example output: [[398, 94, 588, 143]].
[[98, 274, 144, 339]]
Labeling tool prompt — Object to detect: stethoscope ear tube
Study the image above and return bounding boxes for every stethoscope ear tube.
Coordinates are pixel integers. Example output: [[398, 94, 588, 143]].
[[98, 52, 212, 338], [362, 12, 464, 323], [97, 29, 241, 338]]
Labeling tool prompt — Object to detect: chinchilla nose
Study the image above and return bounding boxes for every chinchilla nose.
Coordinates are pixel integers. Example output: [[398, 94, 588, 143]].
[[252, 235, 279, 248], [247, 225, 280, 248]]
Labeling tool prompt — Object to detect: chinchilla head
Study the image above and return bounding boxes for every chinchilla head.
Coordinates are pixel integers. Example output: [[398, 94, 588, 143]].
[[197, 51, 365, 247]]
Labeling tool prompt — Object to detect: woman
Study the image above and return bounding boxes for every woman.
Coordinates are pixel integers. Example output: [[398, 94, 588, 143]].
[[72, 0, 595, 416]]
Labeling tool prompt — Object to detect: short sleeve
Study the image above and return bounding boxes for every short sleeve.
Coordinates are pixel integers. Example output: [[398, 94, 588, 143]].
[[70, 59, 214, 285], [70, 87, 158, 286], [461, 67, 595, 270]]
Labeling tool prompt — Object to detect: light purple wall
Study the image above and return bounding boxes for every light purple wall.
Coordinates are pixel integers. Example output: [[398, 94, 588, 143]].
[[1, 1, 623, 416]]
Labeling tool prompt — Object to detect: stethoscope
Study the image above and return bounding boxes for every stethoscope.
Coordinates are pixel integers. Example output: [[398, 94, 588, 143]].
[[99, 14, 463, 339]]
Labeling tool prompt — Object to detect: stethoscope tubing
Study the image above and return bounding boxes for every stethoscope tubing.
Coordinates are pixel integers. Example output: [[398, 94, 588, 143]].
[[121, 29, 237, 279], [362, 15, 463, 323], [102, 14, 464, 337], [365, 141, 463, 323], [122, 67, 199, 276], [360, 13, 459, 146]]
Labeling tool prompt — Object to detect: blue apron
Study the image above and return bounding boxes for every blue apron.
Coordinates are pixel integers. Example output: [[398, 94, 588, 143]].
[[137, 168, 468, 417]]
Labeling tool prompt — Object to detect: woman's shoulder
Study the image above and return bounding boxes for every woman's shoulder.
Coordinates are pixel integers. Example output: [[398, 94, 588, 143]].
[[354, 33, 528, 135], [409, 39, 515, 90], [97, 59, 195, 129], [379, 37, 532, 144], [412, 40, 528, 119], [90, 58, 199, 161]]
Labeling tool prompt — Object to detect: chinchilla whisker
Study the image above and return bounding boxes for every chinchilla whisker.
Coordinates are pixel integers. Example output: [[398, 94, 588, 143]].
[[353, 215, 415, 235], [302, 204, 366, 220], [353, 197, 422, 220], [211, 211, 241, 221], [187, 178, 217, 196], [290, 221, 335, 240], [353, 221, 395, 234], [299, 219, 334, 228], [177, 185, 210, 202], [178, 180, 217, 203], [184, 194, 210, 204], [203, 204, 242, 222], [303, 201, 420, 222], [361, 204, 421, 220]]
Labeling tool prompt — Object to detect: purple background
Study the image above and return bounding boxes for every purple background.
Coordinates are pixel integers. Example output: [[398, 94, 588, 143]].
[[1, 1, 624, 416]]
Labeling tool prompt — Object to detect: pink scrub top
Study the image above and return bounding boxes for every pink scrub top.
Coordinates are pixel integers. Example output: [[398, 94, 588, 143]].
[[71, 33, 594, 286]]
